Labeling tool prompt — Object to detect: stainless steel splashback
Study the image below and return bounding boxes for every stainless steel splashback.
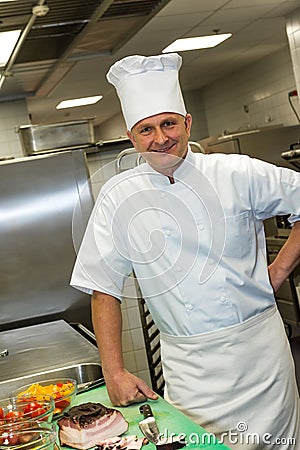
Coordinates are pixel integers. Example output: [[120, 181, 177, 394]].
[[0, 150, 94, 331]]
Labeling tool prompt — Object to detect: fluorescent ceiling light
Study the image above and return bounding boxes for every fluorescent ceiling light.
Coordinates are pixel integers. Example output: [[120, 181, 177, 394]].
[[162, 33, 232, 53], [0, 30, 21, 67], [56, 95, 103, 109]]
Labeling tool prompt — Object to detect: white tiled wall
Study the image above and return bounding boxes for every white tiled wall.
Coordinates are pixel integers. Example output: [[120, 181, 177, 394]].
[[184, 89, 209, 141], [86, 150, 152, 388], [0, 99, 29, 159], [287, 8, 300, 102], [203, 45, 299, 137]]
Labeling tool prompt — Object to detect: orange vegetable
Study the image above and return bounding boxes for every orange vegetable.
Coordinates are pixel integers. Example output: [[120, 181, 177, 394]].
[[17, 381, 74, 401]]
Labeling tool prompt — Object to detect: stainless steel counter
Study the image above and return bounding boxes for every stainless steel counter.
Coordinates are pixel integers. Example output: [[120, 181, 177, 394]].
[[0, 319, 101, 396]]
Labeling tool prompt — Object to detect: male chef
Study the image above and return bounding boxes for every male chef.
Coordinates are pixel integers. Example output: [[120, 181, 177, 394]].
[[71, 53, 300, 449]]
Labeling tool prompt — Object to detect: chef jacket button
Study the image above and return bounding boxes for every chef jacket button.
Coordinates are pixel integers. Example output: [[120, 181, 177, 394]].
[[160, 192, 166, 198], [176, 265, 182, 272], [198, 224, 204, 230], [165, 229, 171, 236], [220, 296, 227, 303], [208, 258, 214, 265], [185, 303, 193, 311]]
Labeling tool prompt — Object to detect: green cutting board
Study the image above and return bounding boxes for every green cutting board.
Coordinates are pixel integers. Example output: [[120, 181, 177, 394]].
[[60, 385, 231, 450]]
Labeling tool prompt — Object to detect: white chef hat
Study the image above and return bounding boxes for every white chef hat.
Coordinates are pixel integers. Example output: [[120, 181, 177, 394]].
[[106, 53, 187, 130]]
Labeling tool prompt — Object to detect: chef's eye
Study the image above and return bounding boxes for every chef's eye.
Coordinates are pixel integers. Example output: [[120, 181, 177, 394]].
[[140, 127, 152, 135], [163, 121, 175, 128]]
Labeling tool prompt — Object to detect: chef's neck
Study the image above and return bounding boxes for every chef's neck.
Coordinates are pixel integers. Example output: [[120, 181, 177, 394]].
[[148, 151, 187, 184]]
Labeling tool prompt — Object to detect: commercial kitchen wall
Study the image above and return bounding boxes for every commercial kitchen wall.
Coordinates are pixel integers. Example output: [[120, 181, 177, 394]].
[[287, 8, 300, 105], [0, 100, 29, 159], [204, 46, 299, 138]]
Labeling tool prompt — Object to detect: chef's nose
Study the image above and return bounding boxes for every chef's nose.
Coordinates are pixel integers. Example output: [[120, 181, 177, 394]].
[[153, 126, 167, 144]]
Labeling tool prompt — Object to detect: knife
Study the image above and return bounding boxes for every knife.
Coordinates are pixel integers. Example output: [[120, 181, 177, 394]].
[[138, 404, 186, 449], [139, 404, 160, 444]]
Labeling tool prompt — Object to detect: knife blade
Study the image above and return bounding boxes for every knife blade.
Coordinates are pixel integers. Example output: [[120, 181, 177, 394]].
[[139, 404, 160, 444], [138, 404, 186, 449]]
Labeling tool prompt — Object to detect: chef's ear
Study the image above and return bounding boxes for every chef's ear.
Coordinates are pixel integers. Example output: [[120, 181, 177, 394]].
[[184, 113, 192, 134], [127, 129, 136, 146]]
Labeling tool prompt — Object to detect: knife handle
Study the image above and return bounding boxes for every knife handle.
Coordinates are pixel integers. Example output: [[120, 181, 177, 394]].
[[139, 403, 154, 418]]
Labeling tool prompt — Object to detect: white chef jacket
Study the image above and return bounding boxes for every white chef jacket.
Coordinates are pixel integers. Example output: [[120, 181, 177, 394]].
[[71, 148, 300, 336]]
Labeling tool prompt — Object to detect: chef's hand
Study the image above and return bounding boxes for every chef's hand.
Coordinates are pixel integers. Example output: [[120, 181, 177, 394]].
[[268, 263, 287, 293], [268, 221, 300, 293], [104, 368, 159, 407]]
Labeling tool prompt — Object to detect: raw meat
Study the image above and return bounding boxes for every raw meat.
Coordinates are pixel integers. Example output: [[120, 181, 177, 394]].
[[96, 435, 148, 449], [58, 402, 128, 449]]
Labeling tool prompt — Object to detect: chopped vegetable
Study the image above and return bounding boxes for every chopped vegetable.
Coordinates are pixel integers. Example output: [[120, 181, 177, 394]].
[[23, 402, 46, 418], [17, 381, 74, 401], [4, 411, 23, 423], [17, 381, 75, 416]]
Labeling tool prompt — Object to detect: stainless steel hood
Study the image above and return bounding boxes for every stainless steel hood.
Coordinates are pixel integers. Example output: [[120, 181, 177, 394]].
[[0, 0, 171, 99]]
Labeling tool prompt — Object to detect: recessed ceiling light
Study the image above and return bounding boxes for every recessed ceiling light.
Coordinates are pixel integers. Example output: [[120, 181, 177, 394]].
[[56, 95, 103, 109], [162, 33, 232, 53], [0, 30, 21, 67]]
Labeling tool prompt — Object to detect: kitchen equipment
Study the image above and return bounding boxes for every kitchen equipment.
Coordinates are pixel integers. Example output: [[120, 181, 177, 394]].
[[76, 378, 105, 393], [139, 404, 160, 444], [0, 150, 105, 413], [18, 119, 95, 156], [281, 142, 300, 170], [0, 320, 103, 397], [207, 124, 300, 169], [0, 150, 94, 332], [139, 404, 186, 449]]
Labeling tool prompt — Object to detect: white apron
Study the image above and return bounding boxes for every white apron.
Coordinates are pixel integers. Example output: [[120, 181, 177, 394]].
[[160, 306, 300, 449]]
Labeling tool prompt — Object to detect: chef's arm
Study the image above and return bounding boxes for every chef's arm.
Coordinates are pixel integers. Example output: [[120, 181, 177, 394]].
[[91, 290, 158, 406], [268, 220, 300, 293]]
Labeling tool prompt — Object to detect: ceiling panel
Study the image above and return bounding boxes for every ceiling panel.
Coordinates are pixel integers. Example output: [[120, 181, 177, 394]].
[[144, 12, 212, 33], [223, 0, 286, 7], [158, 0, 227, 15]]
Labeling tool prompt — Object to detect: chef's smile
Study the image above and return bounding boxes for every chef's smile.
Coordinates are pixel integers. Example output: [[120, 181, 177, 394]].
[[127, 112, 192, 177]]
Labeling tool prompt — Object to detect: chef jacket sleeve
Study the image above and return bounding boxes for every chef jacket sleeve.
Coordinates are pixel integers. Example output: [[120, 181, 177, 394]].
[[288, 214, 300, 225], [70, 186, 133, 301], [247, 158, 300, 221]]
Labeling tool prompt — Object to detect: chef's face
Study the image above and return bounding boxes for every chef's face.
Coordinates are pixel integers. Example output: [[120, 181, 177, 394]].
[[127, 112, 192, 176]]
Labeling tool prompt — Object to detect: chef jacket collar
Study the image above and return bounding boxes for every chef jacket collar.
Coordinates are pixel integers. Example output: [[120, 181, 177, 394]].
[[143, 146, 198, 186]]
